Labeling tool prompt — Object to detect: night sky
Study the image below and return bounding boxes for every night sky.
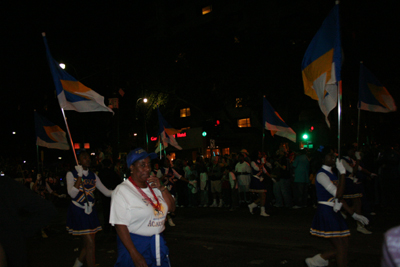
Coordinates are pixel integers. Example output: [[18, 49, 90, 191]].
[[2, 1, 399, 163]]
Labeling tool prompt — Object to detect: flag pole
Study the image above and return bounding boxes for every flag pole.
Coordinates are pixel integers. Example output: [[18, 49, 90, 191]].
[[357, 108, 361, 148], [357, 61, 363, 148], [60, 108, 90, 204], [159, 135, 162, 159], [34, 110, 40, 174], [336, 0, 342, 159], [61, 108, 79, 165], [262, 95, 265, 153], [36, 145, 40, 174], [338, 81, 342, 158]]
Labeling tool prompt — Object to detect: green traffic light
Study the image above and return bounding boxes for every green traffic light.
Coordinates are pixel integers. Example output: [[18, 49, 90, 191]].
[[302, 133, 309, 140], [202, 131, 207, 137]]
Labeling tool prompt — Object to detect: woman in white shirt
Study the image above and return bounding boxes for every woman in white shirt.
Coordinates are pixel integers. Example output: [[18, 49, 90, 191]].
[[110, 148, 175, 267]]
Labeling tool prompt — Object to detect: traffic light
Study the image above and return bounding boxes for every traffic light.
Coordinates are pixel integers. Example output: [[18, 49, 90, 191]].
[[302, 133, 309, 140], [202, 131, 207, 137]]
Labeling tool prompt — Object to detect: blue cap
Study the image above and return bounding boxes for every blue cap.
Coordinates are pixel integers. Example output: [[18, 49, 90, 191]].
[[126, 148, 157, 167]]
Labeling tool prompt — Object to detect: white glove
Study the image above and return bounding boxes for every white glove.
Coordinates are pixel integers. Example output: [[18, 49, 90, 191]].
[[335, 159, 346, 175], [37, 174, 42, 180], [84, 202, 93, 215], [352, 213, 369, 225], [333, 198, 342, 212], [58, 194, 67, 198], [75, 165, 83, 177], [355, 151, 361, 160]]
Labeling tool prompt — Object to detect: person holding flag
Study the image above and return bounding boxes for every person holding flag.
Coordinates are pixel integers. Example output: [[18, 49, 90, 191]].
[[306, 146, 369, 267], [66, 151, 113, 267]]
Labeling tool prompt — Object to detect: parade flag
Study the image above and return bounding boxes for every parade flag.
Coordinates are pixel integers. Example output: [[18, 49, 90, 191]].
[[42, 33, 114, 114], [358, 63, 396, 112], [35, 112, 70, 150], [301, 3, 341, 127], [263, 97, 296, 143], [156, 108, 182, 152]]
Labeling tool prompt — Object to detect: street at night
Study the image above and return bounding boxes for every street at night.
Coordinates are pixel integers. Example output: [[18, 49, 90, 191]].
[[26, 201, 400, 267], [2, 1, 400, 267]]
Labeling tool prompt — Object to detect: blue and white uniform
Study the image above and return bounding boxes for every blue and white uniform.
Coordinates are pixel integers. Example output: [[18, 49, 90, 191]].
[[341, 156, 363, 199], [249, 159, 267, 193], [310, 165, 350, 238], [66, 169, 112, 235], [157, 167, 181, 197]]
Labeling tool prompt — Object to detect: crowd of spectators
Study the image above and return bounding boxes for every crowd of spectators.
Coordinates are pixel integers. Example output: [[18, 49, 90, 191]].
[[1, 142, 399, 227]]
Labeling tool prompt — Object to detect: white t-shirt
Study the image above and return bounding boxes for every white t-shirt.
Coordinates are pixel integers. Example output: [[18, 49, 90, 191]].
[[200, 172, 208, 190], [109, 180, 168, 236], [235, 162, 251, 176]]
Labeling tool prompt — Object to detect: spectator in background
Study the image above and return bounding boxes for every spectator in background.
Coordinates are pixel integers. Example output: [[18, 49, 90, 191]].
[[209, 156, 223, 207], [272, 149, 293, 208], [227, 165, 239, 211], [235, 153, 252, 204], [292, 149, 310, 209], [199, 162, 209, 207]]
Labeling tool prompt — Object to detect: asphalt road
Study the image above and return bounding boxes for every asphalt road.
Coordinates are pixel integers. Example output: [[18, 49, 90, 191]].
[[26, 201, 399, 267]]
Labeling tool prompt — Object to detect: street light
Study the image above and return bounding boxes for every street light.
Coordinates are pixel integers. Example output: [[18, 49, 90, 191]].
[[136, 98, 149, 150], [58, 62, 79, 78]]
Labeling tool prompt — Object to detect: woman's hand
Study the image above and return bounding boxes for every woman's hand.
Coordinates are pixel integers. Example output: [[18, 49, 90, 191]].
[[131, 252, 148, 267], [147, 175, 162, 190]]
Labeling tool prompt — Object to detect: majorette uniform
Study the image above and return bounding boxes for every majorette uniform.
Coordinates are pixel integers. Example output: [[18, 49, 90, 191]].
[[249, 159, 267, 193], [341, 156, 363, 199], [66, 169, 102, 235], [310, 166, 350, 238]]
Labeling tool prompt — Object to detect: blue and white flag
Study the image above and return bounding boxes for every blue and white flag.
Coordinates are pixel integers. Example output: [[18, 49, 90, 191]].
[[358, 63, 396, 112], [35, 112, 70, 150], [263, 97, 296, 143]]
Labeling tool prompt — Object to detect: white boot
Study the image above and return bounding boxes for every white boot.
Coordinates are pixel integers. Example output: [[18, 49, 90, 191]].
[[305, 254, 328, 267], [73, 258, 83, 267], [210, 199, 217, 207], [260, 207, 270, 217], [357, 221, 372, 234], [168, 217, 175, 227], [248, 202, 257, 214], [218, 199, 223, 208]]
